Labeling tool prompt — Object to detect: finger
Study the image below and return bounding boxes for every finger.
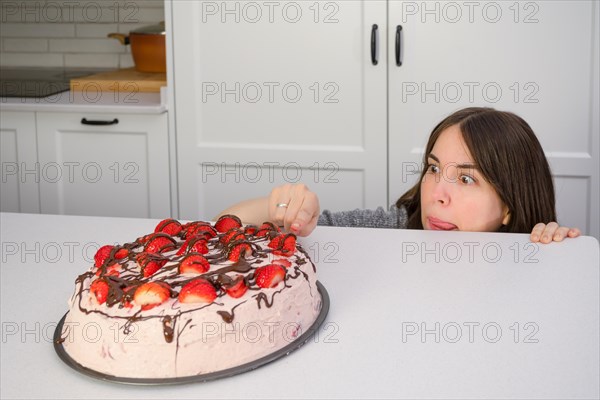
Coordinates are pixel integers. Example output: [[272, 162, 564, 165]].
[[268, 187, 291, 227], [540, 221, 559, 243], [295, 193, 320, 236], [551, 226, 571, 242], [568, 228, 582, 238], [283, 194, 304, 232], [284, 184, 310, 232], [298, 213, 319, 237], [291, 207, 311, 233], [530, 223, 546, 242], [273, 200, 290, 227]]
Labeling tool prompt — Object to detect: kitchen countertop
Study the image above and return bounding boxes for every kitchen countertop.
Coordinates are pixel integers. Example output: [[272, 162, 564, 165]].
[[1, 212, 598, 399], [0, 86, 167, 114]]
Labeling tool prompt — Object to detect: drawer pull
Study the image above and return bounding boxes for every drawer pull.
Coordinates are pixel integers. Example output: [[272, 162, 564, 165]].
[[81, 118, 119, 126], [371, 24, 379, 65], [395, 25, 403, 66]]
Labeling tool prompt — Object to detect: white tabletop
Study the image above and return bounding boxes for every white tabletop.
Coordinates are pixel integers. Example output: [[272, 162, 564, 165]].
[[1, 212, 598, 399]]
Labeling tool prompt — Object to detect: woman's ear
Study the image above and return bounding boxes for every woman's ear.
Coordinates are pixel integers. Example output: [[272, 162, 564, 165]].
[[502, 208, 511, 226]]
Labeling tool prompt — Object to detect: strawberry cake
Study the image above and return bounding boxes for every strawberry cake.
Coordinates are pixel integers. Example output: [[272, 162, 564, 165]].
[[57, 215, 323, 380]]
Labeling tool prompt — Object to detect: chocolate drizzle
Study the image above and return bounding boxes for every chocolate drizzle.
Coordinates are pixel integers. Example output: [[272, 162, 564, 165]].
[[162, 316, 175, 343], [72, 220, 317, 345], [216, 301, 247, 323]]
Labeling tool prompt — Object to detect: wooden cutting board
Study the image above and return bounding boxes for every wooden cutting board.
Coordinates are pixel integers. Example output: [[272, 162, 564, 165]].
[[70, 68, 166, 93]]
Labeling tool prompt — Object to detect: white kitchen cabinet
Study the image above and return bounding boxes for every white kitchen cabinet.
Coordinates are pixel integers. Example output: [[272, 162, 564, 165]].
[[387, 0, 599, 237], [169, 0, 599, 237], [0, 111, 40, 213], [171, 0, 388, 220], [35, 111, 171, 218]]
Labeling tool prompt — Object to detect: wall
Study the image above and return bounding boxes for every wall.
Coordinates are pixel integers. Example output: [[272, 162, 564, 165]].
[[0, 0, 164, 68]]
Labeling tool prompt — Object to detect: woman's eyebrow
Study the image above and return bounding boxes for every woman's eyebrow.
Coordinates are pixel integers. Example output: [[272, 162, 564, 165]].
[[456, 162, 479, 170], [427, 153, 440, 163], [428, 153, 479, 170]]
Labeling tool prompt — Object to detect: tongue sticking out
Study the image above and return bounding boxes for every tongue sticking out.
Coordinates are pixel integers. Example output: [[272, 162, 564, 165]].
[[428, 217, 458, 231]]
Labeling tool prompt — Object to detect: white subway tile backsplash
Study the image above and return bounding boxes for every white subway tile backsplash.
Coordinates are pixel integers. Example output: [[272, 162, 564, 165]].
[[75, 23, 119, 38], [116, 22, 161, 34], [132, 0, 166, 9], [1, 53, 64, 68], [72, 5, 125, 24], [107, 0, 165, 9], [0, 23, 75, 38], [119, 53, 135, 69], [121, 7, 164, 23], [65, 53, 120, 68], [0, 0, 164, 68], [3, 38, 49, 52], [49, 38, 125, 53]]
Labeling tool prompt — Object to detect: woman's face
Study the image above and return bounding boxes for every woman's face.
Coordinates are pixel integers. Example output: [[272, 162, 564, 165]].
[[420, 124, 510, 232]]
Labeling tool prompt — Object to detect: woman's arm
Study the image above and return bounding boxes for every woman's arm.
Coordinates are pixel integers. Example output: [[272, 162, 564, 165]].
[[530, 222, 581, 243], [215, 184, 320, 237]]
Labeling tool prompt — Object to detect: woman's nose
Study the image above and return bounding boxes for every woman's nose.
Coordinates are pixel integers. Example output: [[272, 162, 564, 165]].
[[431, 175, 451, 205]]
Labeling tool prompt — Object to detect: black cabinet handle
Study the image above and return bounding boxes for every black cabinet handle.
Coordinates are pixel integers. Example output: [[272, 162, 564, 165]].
[[371, 24, 378, 65], [395, 25, 403, 66], [81, 118, 119, 126]]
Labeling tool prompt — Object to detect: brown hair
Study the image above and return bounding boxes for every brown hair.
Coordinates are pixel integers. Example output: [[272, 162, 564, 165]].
[[396, 107, 557, 233]]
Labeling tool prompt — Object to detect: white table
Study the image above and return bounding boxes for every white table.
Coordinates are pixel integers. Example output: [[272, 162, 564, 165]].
[[1, 212, 598, 399]]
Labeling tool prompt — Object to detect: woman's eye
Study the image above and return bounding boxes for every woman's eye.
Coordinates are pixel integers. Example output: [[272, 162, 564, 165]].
[[427, 164, 440, 174], [460, 175, 475, 184]]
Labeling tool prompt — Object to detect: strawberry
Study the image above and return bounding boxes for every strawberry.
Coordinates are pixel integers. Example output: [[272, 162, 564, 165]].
[[255, 229, 270, 237], [177, 236, 209, 256], [134, 282, 171, 310], [154, 218, 182, 236], [90, 279, 109, 304], [214, 215, 242, 233], [142, 261, 162, 277], [95, 262, 120, 277], [272, 258, 292, 268], [136, 233, 154, 245], [221, 229, 245, 245], [227, 242, 252, 262], [183, 222, 217, 239], [254, 264, 286, 288], [225, 275, 248, 298], [244, 225, 258, 235], [144, 234, 177, 254], [136, 253, 167, 277], [115, 248, 128, 259], [178, 279, 217, 304], [189, 238, 209, 254], [268, 233, 296, 257], [120, 286, 136, 309], [256, 222, 280, 237], [179, 254, 210, 274], [121, 299, 134, 309], [94, 245, 114, 267]]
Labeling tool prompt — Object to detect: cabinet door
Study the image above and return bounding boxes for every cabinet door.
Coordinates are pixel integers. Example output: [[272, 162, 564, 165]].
[[0, 111, 40, 213], [388, 0, 599, 237], [172, 0, 388, 220], [35, 112, 170, 218]]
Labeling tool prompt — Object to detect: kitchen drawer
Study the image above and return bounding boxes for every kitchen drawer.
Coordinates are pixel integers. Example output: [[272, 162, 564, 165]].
[[35, 112, 170, 218], [0, 111, 40, 213]]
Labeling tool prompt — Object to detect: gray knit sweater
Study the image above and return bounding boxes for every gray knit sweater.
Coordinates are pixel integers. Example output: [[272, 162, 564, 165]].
[[317, 204, 409, 229]]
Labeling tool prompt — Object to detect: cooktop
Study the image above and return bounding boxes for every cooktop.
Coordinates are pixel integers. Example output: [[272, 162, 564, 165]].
[[0, 67, 111, 98]]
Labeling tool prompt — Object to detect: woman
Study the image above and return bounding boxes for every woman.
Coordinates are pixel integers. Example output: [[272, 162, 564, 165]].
[[218, 107, 581, 243]]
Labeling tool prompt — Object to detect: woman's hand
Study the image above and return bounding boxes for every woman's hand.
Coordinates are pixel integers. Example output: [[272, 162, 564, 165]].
[[268, 184, 320, 237], [530, 222, 581, 243]]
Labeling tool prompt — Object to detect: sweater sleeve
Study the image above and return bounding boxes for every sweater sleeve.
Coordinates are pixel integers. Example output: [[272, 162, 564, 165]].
[[317, 205, 408, 229]]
